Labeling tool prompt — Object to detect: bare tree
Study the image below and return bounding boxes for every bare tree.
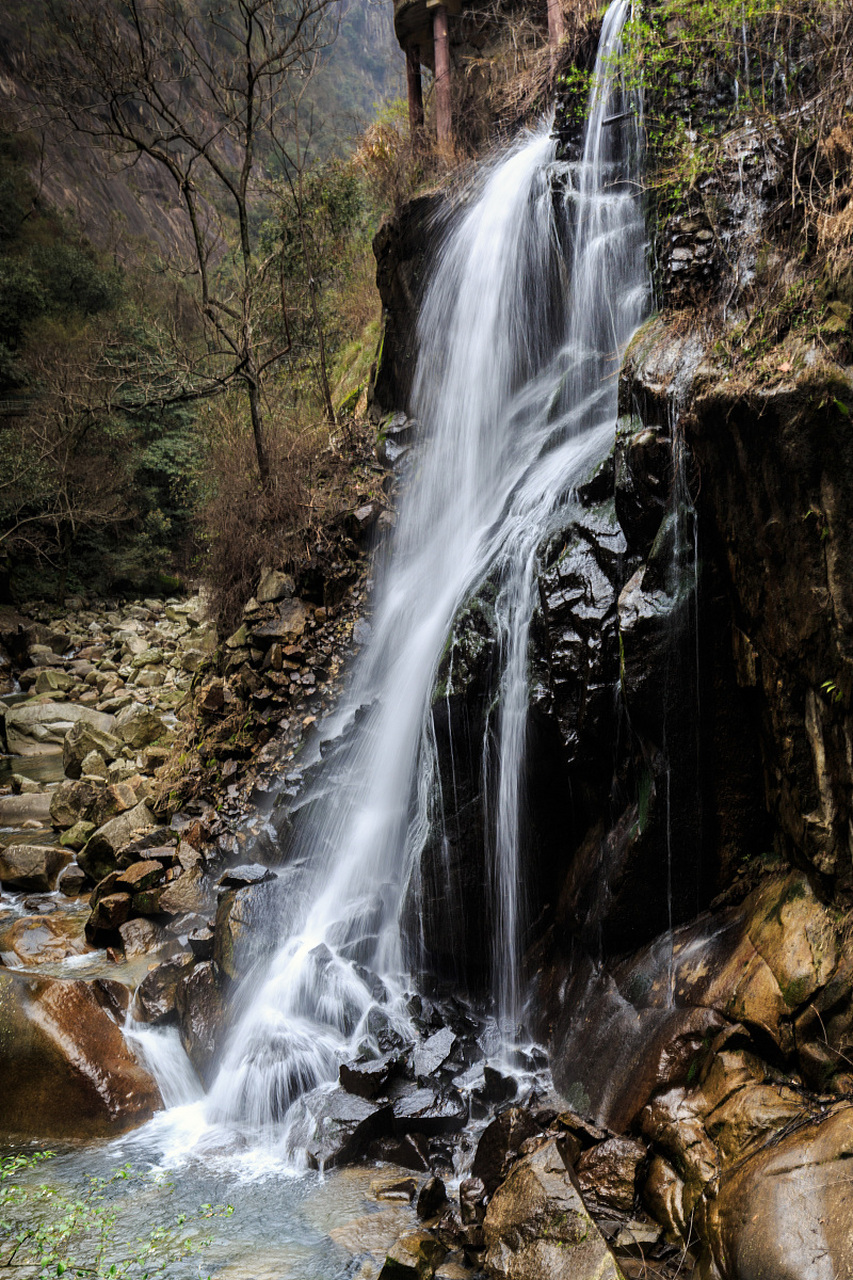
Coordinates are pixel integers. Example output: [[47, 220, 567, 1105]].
[[30, 0, 339, 485]]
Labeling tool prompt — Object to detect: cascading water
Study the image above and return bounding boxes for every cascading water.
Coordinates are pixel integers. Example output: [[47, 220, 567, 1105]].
[[148, 0, 648, 1154]]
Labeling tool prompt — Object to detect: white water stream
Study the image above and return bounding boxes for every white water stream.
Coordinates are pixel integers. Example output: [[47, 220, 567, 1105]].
[[139, 0, 648, 1159]]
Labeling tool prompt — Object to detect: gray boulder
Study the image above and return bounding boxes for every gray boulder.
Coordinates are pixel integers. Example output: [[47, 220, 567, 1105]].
[[5, 701, 115, 755], [78, 801, 157, 883], [63, 720, 124, 780]]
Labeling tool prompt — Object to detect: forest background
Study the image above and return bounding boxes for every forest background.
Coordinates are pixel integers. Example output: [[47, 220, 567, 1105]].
[[0, 0, 418, 624]]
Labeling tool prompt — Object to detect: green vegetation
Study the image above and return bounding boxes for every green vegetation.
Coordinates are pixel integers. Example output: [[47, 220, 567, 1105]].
[[0, 0, 408, 616], [0, 1151, 232, 1278]]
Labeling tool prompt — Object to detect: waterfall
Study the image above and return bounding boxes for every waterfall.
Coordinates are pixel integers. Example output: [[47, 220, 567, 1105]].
[[182, 0, 648, 1147]]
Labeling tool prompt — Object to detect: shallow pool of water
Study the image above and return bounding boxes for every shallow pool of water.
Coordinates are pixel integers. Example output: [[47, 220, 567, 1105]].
[[5, 1124, 418, 1279]]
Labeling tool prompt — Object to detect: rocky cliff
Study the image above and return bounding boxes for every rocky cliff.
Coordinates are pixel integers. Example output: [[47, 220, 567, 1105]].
[[367, 31, 853, 1270]]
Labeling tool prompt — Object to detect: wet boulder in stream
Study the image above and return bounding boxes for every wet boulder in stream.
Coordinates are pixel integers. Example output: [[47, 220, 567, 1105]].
[[0, 969, 161, 1139]]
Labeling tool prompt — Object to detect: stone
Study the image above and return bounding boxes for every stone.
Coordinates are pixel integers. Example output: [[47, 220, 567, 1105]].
[[576, 1137, 646, 1214], [287, 1086, 394, 1170], [11, 774, 41, 794], [133, 953, 196, 1022], [118, 916, 168, 959], [0, 792, 53, 824], [483, 1139, 625, 1280], [0, 844, 71, 893], [86, 892, 131, 940], [50, 779, 103, 829], [378, 1231, 447, 1280], [80, 750, 109, 780], [413, 1026, 456, 1080], [0, 969, 161, 1139], [63, 720, 123, 779], [188, 926, 214, 959], [340, 1052, 403, 1100], [77, 802, 157, 884], [257, 568, 295, 603], [115, 703, 168, 749], [57, 862, 88, 895], [158, 866, 212, 915], [174, 960, 225, 1085], [58, 820, 97, 850], [5, 701, 114, 755], [699, 1103, 853, 1279], [216, 863, 276, 890], [417, 1176, 449, 1221], [250, 599, 308, 646], [472, 1106, 542, 1196], [393, 1087, 467, 1137], [115, 859, 167, 893], [34, 669, 75, 695]]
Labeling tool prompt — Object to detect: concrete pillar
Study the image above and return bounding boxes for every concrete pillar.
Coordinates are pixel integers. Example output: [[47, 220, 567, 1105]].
[[406, 43, 425, 142], [432, 3, 452, 150]]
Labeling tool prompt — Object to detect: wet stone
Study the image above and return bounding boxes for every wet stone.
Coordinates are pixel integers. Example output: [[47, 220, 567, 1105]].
[[393, 1087, 467, 1137], [413, 1026, 456, 1080], [340, 1051, 403, 1100], [417, 1176, 449, 1221], [472, 1105, 542, 1196], [296, 1088, 394, 1169], [216, 863, 276, 890]]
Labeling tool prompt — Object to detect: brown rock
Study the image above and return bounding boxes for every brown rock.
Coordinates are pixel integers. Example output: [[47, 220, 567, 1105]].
[[483, 1138, 624, 1280], [0, 844, 71, 893], [0, 969, 162, 1140], [115, 860, 167, 893], [472, 1106, 541, 1196], [158, 866, 212, 915], [85, 892, 131, 941], [133, 953, 196, 1023], [699, 1103, 853, 1279], [118, 916, 168, 958], [174, 960, 225, 1085], [576, 1136, 646, 1214]]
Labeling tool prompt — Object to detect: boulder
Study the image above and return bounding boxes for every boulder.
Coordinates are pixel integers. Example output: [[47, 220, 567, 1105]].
[[57, 862, 88, 896], [158, 866, 212, 916], [413, 1027, 456, 1080], [576, 1137, 646, 1214], [214, 877, 283, 981], [133, 953, 196, 1022], [85, 892, 131, 940], [174, 960, 226, 1085], [472, 1107, 542, 1196], [59, 820, 97, 850], [0, 792, 53, 824], [699, 1103, 853, 1279], [118, 917, 169, 960], [340, 1052, 404, 1101], [287, 1086, 394, 1169], [0, 844, 71, 892], [5, 701, 115, 755], [34, 669, 75, 695], [115, 702, 168, 749], [392, 1087, 467, 1137], [483, 1138, 625, 1280], [250, 599, 308, 646], [50, 779, 104, 829], [0, 969, 162, 1139], [63, 720, 124, 779], [257, 568, 295, 603], [77, 801, 157, 883]]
